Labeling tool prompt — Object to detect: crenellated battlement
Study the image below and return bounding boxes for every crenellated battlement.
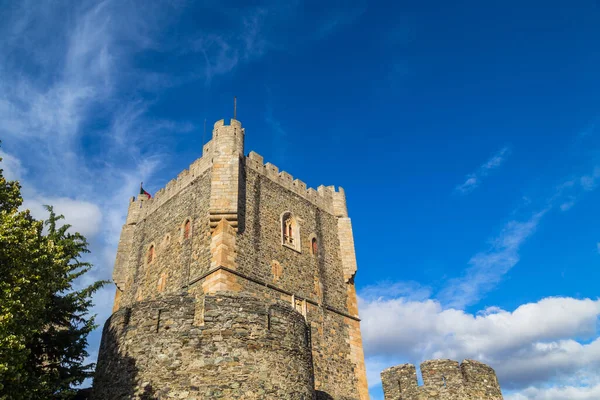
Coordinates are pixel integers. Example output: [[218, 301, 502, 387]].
[[124, 120, 348, 225], [246, 151, 348, 217], [124, 118, 248, 224], [381, 359, 503, 400], [125, 152, 213, 224]]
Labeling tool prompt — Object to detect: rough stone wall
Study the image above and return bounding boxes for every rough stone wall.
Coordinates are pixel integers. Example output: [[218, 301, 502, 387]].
[[237, 168, 346, 309], [92, 293, 314, 400], [233, 167, 368, 399], [114, 169, 212, 309], [381, 359, 504, 400]]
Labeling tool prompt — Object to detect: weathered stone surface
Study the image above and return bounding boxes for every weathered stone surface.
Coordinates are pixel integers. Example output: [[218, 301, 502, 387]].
[[92, 293, 314, 399], [381, 359, 504, 400]]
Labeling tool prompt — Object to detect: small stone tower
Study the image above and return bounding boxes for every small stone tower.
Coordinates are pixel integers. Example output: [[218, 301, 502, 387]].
[[381, 359, 504, 400], [92, 119, 369, 399]]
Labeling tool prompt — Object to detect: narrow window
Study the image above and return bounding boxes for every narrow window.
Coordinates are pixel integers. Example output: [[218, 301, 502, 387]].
[[184, 219, 191, 239], [311, 237, 318, 256], [147, 245, 155, 264], [281, 212, 301, 252], [282, 213, 294, 245]]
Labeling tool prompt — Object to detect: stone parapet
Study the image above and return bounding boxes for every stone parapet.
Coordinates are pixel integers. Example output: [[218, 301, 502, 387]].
[[245, 151, 346, 216], [381, 359, 503, 400], [126, 154, 213, 223]]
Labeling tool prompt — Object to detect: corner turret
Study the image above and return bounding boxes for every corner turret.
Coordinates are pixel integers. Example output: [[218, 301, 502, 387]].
[[209, 119, 244, 232], [212, 118, 245, 156]]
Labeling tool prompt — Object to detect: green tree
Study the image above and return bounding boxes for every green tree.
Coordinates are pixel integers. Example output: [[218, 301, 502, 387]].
[[0, 150, 106, 399]]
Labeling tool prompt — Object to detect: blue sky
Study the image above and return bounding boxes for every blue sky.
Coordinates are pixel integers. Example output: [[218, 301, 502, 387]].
[[1, 1, 600, 399]]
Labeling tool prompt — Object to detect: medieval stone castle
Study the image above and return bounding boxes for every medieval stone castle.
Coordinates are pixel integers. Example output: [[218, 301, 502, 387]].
[[91, 118, 504, 399]]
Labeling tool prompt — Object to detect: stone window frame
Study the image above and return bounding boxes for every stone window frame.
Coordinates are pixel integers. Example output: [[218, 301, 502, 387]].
[[146, 242, 156, 265], [281, 211, 301, 253], [308, 233, 318, 256], [180, 217, 193, 242], [162, 234, 171, 249], [157, 272, 167, 293]]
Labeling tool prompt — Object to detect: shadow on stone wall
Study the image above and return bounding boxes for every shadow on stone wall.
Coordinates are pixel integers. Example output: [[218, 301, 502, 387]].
[[316, 390, 334, 400], [91, 314, 158, 400], [92, 294, 317, 399]]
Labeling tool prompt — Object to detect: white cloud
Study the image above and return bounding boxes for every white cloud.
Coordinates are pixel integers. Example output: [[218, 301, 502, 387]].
[[360, 280, 432, 302], [506, 383, 600, 400], [362, 295, 600, 361], [0, 149, 25, 181], [360, 290, 600, 387], [455, 146, 511, 194], [22, 197, 102, 240], [360, 292, 600, 392], [364, 291, 600, 398]]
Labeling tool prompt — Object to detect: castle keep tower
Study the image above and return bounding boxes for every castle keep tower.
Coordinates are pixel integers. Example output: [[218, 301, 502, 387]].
[[92, 119, 369, 399]]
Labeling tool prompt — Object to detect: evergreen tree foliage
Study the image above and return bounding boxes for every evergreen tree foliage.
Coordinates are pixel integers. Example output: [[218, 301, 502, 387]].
[[0, 149, 106, 399]]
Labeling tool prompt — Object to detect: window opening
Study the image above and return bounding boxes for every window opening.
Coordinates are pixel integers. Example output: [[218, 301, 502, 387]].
[[147, 245, 155, 264], [184, 219, 191, 239]]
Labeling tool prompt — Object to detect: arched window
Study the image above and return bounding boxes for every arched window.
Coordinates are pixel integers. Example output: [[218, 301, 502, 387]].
[[281, 211, 301, 252], [311, 237, 318, 256], [147, 245, 155, 264], [282, 213, 294, 245], [184, 219, 191, 239]]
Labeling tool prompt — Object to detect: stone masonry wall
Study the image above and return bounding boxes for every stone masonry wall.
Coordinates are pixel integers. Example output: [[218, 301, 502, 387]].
[[115, 170, 212, 309], [234, 167, 367, 399], [92, 293, 314, 400], [381, 359, 504, 400]]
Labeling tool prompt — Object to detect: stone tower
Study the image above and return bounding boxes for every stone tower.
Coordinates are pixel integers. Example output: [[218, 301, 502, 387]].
[[92, 119, 369, 399], [381, 359, 504, 400]]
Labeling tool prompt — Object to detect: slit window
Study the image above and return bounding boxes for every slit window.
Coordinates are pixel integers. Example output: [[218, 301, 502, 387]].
[[184, 219, 191, 239], [147, 245, 155, 264]]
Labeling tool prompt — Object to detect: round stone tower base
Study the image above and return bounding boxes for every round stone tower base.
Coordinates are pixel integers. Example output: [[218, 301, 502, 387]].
[[91, 293, 314, 399]]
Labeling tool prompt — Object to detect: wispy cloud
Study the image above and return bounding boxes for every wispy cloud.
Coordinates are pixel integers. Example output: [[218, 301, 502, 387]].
[[442, 156, 600, 309], [455, 146, 511, 194], [0, 0, 196, 372], [439, 208, 547, 308], [0, 1, 365, 377], [0, 150, 25, 181]]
